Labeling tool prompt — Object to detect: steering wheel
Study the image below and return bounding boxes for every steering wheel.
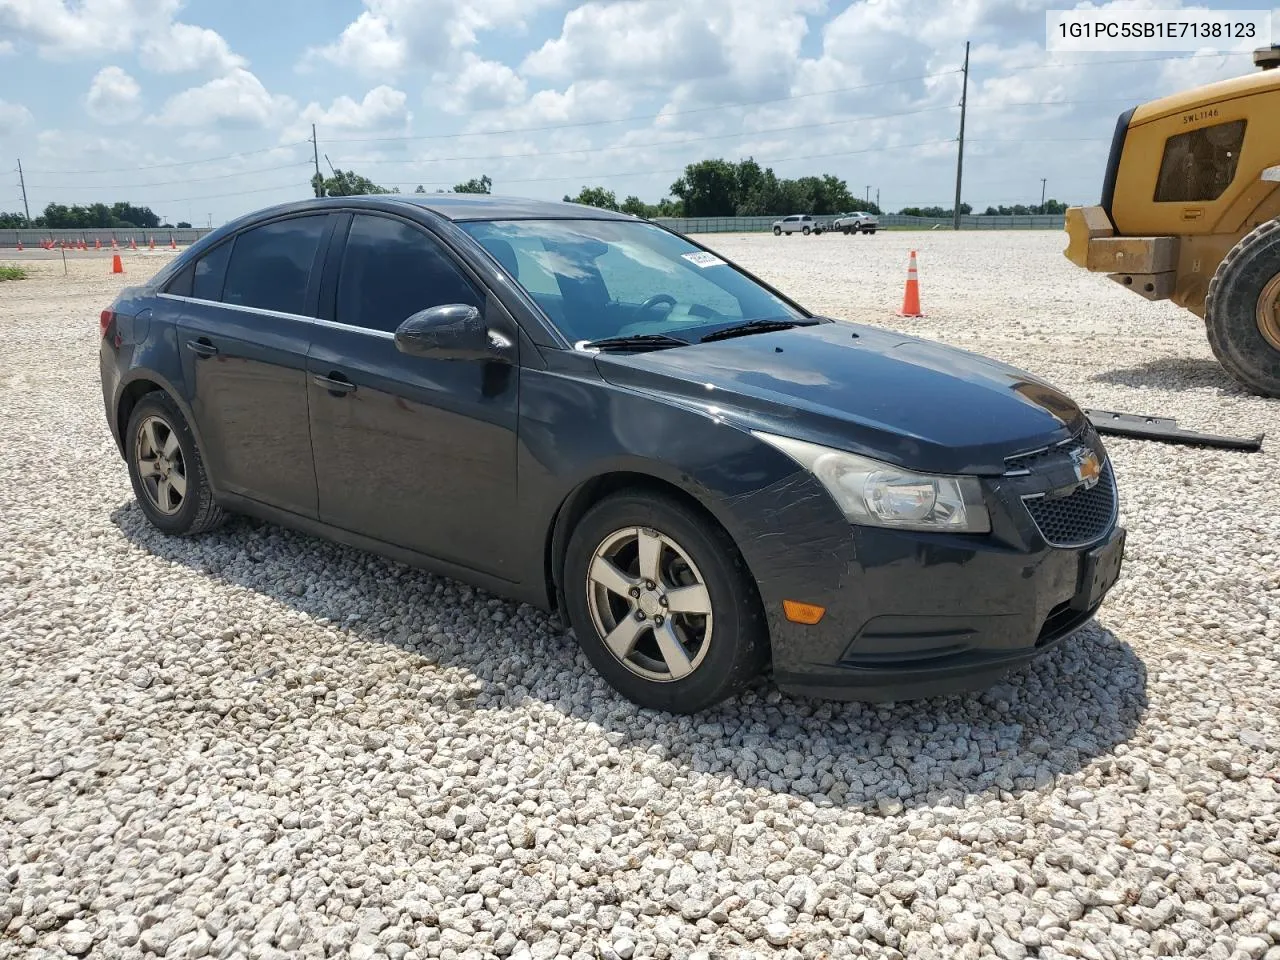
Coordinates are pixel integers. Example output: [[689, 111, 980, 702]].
[[640, 293, 677, 313]]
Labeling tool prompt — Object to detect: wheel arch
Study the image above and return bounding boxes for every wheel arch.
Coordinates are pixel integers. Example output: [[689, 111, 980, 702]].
[[114, 371, 212, 481], [543, 469, 764, 620]]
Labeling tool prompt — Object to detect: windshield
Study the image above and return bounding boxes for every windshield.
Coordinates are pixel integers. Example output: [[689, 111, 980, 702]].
[[459, 219, 805, 345]]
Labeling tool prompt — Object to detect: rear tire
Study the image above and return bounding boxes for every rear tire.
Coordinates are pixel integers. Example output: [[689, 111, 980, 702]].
[[802, 226, 811, 235], [125, 392, 226, 536], [1205, 217, 1280, 397], [843, 227, 851, 235], [562, 490, 770, 713]]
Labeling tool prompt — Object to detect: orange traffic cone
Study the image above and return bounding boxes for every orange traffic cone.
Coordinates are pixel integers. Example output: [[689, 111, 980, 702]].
[[79, 239, 86, 250], [95, 239, 102, 250], [169, 236, 177, 250], [149, 237, 155, 251], [899, 249, 923, 317], [111, 254, 123, 274], [129, 238, 137, 251], [111, 238, 118, 251], [15, 239, 21, 251]]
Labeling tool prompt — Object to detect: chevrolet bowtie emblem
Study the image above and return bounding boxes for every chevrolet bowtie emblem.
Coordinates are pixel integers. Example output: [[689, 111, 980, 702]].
[[1070, 447, 1102, 488]]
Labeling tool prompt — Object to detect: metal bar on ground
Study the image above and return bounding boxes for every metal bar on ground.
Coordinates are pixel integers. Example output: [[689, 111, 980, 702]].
[[1084, 408, 1264, 451]]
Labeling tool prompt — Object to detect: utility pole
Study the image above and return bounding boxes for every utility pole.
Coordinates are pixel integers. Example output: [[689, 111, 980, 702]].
[[865, 185, 871, 203], [17, 158, 30, 222], [953, 41, 970, 231], [310, 124, 322, 197], [876, 188, 880, 211], [1040, 178, 1047, 213]]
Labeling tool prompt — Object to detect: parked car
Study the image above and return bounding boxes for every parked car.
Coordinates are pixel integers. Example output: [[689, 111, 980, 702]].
[[772, 214, 818, 235], [100, 194, 1125, 713], [832, 211, 879, 234]]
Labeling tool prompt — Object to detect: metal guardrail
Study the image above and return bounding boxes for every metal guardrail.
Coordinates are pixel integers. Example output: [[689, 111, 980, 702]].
[[652, 214, 1067, 233], [1, 227, 217, 247]]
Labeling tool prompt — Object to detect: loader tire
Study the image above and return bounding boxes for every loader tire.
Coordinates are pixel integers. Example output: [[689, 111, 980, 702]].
[[1205, 217, 1280, 398]]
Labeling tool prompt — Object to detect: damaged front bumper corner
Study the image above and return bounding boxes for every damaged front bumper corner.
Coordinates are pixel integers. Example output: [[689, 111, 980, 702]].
[[1064, 204, 1179, 302]]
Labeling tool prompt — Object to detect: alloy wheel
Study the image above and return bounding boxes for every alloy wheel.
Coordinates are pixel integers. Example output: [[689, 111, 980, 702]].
[[585, 526, 714, 682], [134, 415, 187, 516]]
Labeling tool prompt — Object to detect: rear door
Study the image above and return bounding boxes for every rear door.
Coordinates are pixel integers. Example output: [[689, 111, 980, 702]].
[[173, 213, 334, 518], [305, 211, 520, 577]]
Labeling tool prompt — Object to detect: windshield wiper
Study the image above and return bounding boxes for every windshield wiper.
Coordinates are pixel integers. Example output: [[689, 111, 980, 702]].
[[699, 318, 816, 343], [579, 333, 690, 352]]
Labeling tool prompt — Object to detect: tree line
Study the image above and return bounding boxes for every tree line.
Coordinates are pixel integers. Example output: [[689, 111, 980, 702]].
[[0, 202, 191, 230], [0, 163, 1072, 231]]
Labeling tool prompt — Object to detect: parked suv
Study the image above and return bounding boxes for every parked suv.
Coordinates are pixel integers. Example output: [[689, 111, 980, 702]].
[[832, 211, 879, 234], [772, 214, 817, 235], [99, 194, 1124, 713]]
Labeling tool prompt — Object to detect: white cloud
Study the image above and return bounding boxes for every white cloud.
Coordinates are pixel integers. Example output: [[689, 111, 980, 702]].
[[141, 22, 247, 74], [0, 98, 33, 135], [0, 0, 248, 78], [0, 39, 14, 56], [288, 85, 411, 141], [521, 0, 822, 101], [304, 11, 408, 78], [302, 0, 566, 78], [86, 66, 143, 124], [442, 54, 527, 113], [153, 68, 296, 128], [0, 0, 178, 58]]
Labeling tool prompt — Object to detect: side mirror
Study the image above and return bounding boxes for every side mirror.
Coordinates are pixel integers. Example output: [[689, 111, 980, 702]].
[[394, 303, 510, 361]]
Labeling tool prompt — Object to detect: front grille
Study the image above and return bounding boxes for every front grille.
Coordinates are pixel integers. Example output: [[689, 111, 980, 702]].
[[1022, 461, 1117, 547]]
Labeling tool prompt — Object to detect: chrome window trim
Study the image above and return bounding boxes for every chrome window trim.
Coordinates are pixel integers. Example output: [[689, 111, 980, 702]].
[[156, 293, 395, 340]]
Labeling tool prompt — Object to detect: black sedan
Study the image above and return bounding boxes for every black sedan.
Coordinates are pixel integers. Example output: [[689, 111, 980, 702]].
[[99, 194, 1124, 713]]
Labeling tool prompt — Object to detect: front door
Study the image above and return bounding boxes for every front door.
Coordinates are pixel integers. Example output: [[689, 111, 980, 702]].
[[175, 213, 332, 518], [306, 212, 520, 578]]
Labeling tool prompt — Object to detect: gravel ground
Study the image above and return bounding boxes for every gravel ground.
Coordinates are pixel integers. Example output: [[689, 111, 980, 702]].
[[1, 234, 1278, 960]]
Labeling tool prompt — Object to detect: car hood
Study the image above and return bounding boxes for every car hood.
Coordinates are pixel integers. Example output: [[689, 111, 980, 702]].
[[593, 321, 1088, 475]]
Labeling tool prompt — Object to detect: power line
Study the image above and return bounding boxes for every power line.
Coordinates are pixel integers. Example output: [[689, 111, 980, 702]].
[[28, 161, 314, 190], [325, 70, 965, 145], [371, 139, 959, 188], [26, 142, 310, 177], [338, 105, 959, 167], [989, 49, 1254, 75]]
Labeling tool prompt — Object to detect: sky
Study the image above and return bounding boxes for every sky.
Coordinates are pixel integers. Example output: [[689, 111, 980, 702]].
[[0, 0, 1275, 226]]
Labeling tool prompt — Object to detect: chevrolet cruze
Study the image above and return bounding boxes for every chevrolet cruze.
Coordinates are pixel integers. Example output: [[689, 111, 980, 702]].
[[99, 194, 1125, 713]]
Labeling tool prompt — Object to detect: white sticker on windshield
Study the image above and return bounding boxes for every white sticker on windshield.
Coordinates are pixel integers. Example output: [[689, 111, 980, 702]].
[[681, 251, 725, 268]]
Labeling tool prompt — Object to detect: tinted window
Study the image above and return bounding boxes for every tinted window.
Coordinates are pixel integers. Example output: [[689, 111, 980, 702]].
[[460, 219, 800, 343], [336, 214, 483, 333], [1154, 120, 1247, 203], [222, 215, 328, 315], [192, 241, 231, 301], [165, 262, 194, 297]]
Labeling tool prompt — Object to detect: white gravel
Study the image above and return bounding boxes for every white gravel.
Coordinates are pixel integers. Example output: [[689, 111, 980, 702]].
[[1, 236, 1279, 960]]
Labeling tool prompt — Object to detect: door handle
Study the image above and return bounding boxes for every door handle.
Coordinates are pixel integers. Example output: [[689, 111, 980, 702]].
[[186, 338, 217, 358], [313, 373, 357, 396]]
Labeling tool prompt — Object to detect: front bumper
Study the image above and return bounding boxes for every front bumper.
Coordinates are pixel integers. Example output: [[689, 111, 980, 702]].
[[1064, 205, 1179, 301], [767, 523, 1126, 702]]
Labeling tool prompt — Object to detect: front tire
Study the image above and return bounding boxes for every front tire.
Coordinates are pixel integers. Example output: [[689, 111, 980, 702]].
[[1205, 217, 1280, 397], [773, 226, 782, 236], [562, 490, 769, 713], [125, 392, 226, 535]]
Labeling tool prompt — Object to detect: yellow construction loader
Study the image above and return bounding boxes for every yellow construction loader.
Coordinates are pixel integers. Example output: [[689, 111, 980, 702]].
[[1065, 45, 1280, 396]]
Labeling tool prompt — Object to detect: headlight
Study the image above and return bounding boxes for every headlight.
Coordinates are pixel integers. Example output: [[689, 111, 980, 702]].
[[753, 432, 991, 533]]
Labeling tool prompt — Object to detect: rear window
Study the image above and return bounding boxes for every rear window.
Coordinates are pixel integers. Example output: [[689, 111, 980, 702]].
[[192, 241, 230, 301], [1154, 119, 1247, 203], [221, 215, 328, 315]]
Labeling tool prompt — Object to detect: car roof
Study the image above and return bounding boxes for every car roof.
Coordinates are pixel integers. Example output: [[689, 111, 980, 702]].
[[227, 193, 637, 224]]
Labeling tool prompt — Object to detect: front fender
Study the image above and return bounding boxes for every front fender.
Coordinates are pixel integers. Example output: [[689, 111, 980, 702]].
[[515, 367, 858, 622]]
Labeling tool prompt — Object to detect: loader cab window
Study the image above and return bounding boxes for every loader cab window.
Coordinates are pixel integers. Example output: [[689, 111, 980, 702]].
[[1154, 119, 1247, 203]]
